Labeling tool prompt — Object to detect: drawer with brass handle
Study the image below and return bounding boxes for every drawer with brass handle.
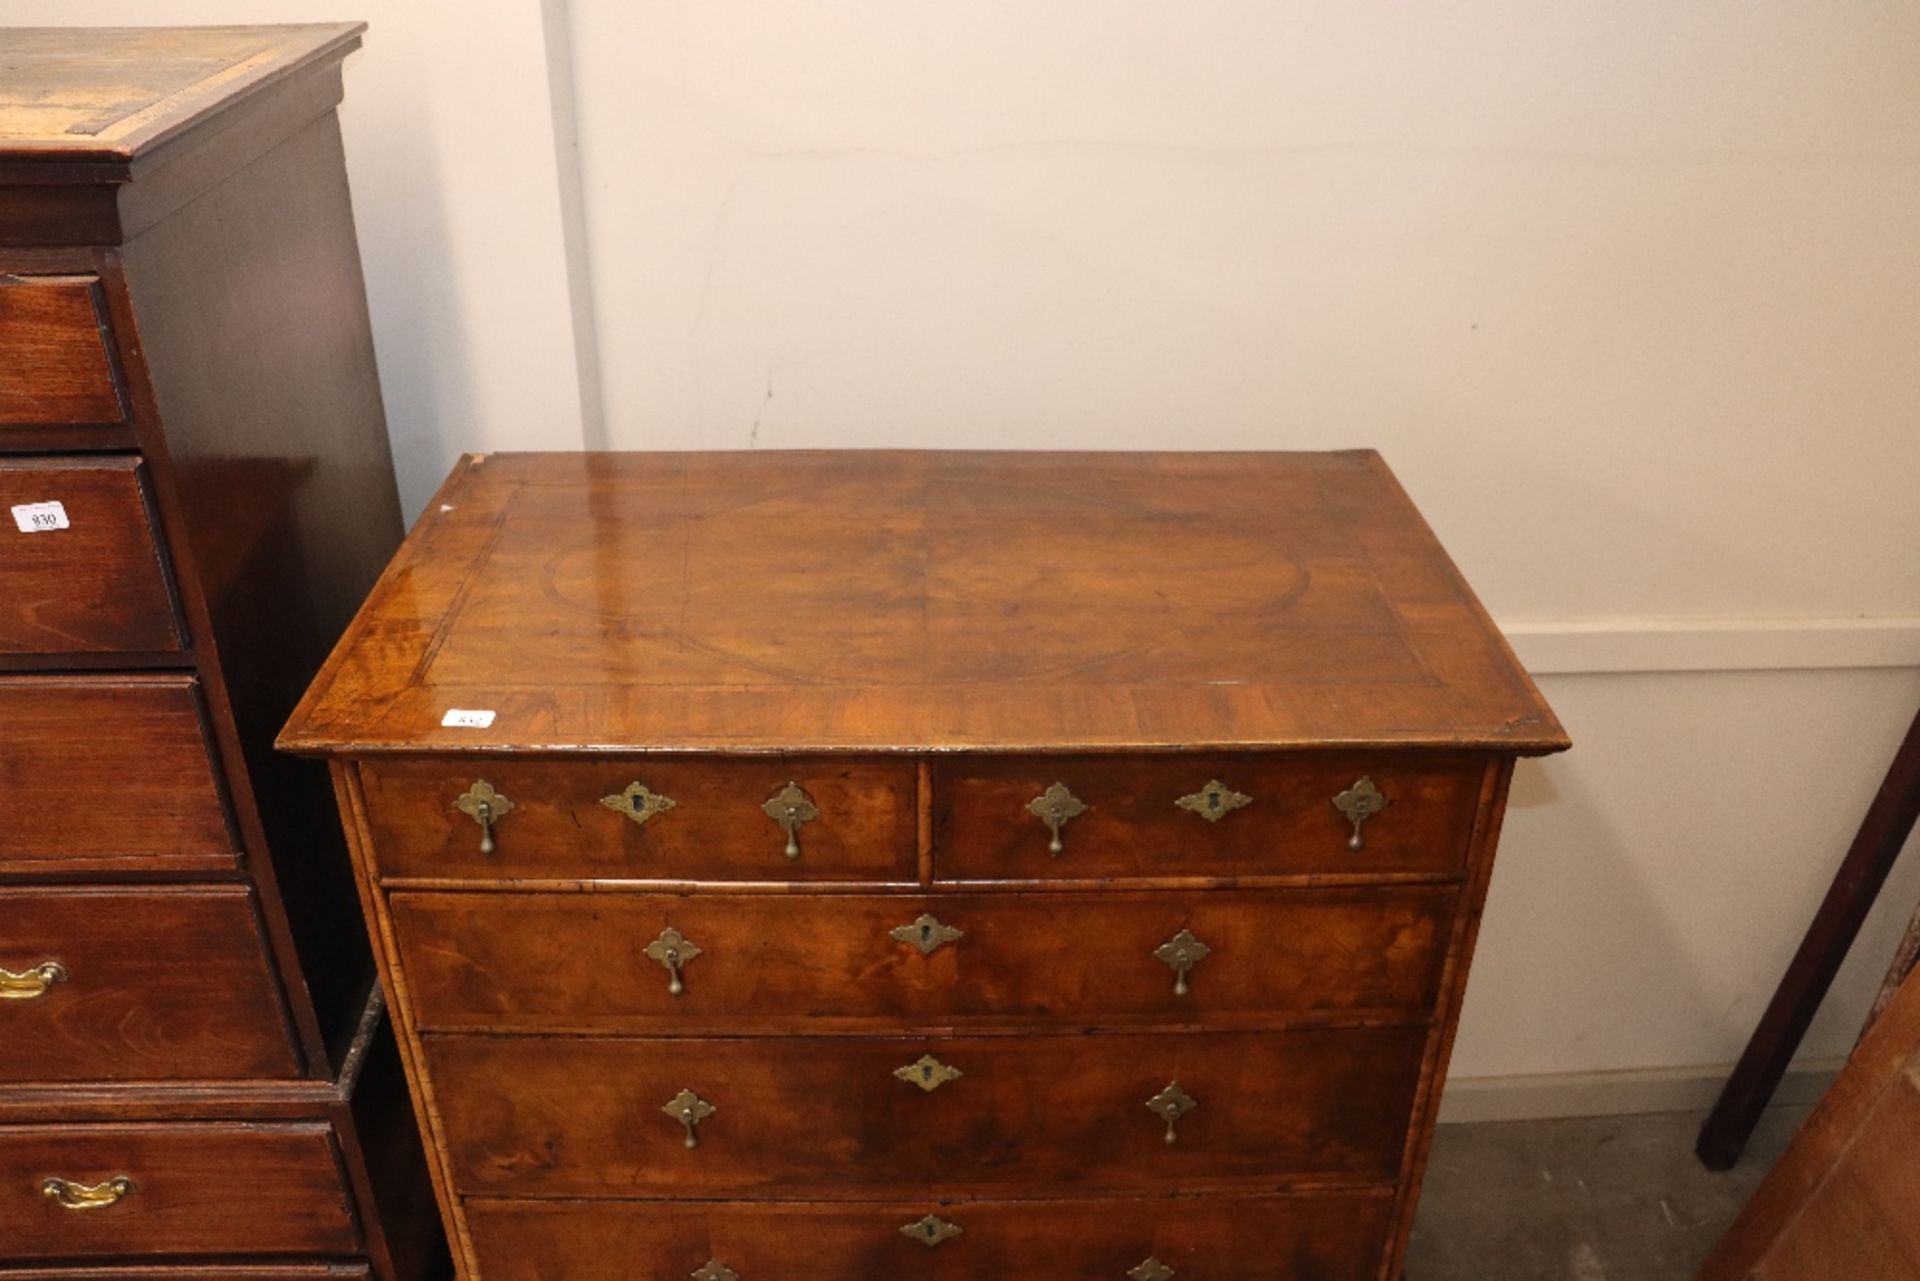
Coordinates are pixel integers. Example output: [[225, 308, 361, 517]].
[[935, 754, 1486, 882], [462, 1190, 1395, 1280], [358, 757, 916, 882], [0, 1122, 360, 1260], [426, 1027, 1425, 1198], [0, 676, 236, 877], [0, 886, 299, 1084], [389, 887, 1455, 1034]]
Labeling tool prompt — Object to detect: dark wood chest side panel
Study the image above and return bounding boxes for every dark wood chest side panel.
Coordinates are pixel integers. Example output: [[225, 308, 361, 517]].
[[463, 1193, 1395, 1281], [935, 752, 1482, 881], [0, 274, 124, 426], [426, 1027, 1425, 1199], [0, 1122, 359, 1260], [0, 455, 182, 657], [360, 756, 917, 883], [0, 886, 299, 1083], [389, 888, 1455, 1033], [0, 675, 234, 875]]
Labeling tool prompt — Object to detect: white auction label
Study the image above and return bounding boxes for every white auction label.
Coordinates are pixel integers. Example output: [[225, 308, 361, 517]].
[[11, 501, 70, 533], [441, 708, 497, 728]]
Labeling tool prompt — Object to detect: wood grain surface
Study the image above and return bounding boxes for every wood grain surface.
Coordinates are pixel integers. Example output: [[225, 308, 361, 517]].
[[0, 276, 124, 425]]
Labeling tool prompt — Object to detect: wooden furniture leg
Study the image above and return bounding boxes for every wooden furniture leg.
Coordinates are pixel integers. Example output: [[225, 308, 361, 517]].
[[1696, 703, 1920, 1170]]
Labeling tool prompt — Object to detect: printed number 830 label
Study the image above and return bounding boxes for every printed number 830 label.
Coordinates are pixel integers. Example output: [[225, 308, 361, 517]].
[[11, 502, 70, 533]]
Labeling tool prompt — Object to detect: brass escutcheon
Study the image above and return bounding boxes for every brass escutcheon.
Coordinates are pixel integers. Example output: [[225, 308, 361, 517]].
[[1175, 779, 1252, 823], [1145, 1082, 1198, 1145], [1153, 929, 1211, 998], [761, 782, 819, 859], [662, 1088, 716, 1149], [894, 1053, 963, 1093], [1331, 776, 1389, 850], [601, 781, 677, 828], [42, 1175, 134, 1210], [453, 780, 513, 855], [891, 914, 964, 956], [1129, 1258, 1177, 1281], [691, 1262, 738, 1281], [644, 927, 702, 997], [0, 961, 66, 1000], [900, 1214, 963, 1248], [1027, 781, 1087, 855]]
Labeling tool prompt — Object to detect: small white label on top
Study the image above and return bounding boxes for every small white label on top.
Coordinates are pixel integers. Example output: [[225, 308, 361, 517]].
[[11, 501, 70, 533], [441, 708, 497, 728]]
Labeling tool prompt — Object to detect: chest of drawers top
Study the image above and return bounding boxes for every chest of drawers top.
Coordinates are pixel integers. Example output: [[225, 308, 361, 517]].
[[280, 449, 1565, 758]]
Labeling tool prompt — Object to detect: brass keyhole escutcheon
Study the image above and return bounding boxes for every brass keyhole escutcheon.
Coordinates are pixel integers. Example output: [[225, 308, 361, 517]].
[[692, 1262, 739, 1281], [453, 780, 514, 855], [662, 1087, 715, 1149], [1175, 779, 1252, 823], [761, 782, 819, 859], [1153, 928, 1211, 998], [1130, 1258, 1177, 1281], [900, 1214, 963, 1248], [1332, 776, 1389, 850], [601, 781, 676, 828], [1145, 1082, 1197, 1145], [890, 913, 964, 956], [644, 927, 702, 997], [1027, 781, 1087, 855], [894, 1053, 963, 1093], [0, 961, 66, 1000]]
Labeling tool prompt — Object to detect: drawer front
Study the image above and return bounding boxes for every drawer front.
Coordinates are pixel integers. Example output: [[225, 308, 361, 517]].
[[0, 676, 235, 876], [465, 1192, 1393, 1281], [0, 457, 182, 656], [0, 1123, 359, 1260], [428, 1027, 1424, 1198], [0, 276, 124, 427], [1, 1269, 370, 1280], [391, 888, 1453, 1032], [0, 887, 299, 1084], [360, 757, 917, 882], [936, 753, 1484, 881]]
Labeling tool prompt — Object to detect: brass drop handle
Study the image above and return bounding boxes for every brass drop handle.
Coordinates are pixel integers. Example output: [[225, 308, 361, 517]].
[[454, 780, 514, 855], [42, 1175, 135, 1210], [0, 961, 66, 1000], [644, 927, 701, 997], [1145, 1082, 1197, 1145], [662, 1087, 715, 1148], [1332, 776, 1389, 850], [761, 782, 818, 859], [1153, 929, 1211, 997], [1027, 781, 1087, 855]]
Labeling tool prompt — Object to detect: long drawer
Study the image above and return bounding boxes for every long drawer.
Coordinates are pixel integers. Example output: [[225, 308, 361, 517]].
[[427, 1027, 1424, 1199], [935, 753, 1484, 881], [0, 886, 299, 1083], [0, 456, 182, 656], [390, 887, 1455, 1033], [464, 1192, 1395, 1280], [0, 1122, 360, 1260], [0, 676, 235, 876]]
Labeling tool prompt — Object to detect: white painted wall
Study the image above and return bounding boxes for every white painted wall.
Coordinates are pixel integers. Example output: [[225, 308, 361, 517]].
[[13, 3, 1920, 1110]]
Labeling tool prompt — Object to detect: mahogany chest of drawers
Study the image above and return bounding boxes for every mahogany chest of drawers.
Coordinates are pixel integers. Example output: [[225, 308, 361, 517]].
[[281, 450, 1569, 1281], [1, 25, 440, 1280]]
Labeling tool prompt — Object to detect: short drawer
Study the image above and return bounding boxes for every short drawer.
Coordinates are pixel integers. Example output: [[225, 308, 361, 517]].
[[391, 887, 1454, 1033], [359, 757, 917, 882], [0, 676, 236, 876], [428, 1026, 1425, 1199], [0, 886, 299, 1084], [0, 275, 125, 427], [0, 1122, 359, 1261], [465, 1191, 1393, 1280], [0, 457, 183, 656], [936, 753, 1485, 882]]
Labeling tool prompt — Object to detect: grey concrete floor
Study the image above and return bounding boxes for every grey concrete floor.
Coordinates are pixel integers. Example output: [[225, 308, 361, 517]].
[[1404, 1107, 1809, 1281]]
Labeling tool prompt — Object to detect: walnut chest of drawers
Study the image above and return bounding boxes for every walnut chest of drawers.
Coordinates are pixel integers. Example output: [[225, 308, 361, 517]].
[[281, 450, 1569, 1281], [1, 25, 440, 1281]]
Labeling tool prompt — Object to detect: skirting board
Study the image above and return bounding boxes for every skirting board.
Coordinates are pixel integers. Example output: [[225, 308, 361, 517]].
[[1437, 1059, 1845, 1124]]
